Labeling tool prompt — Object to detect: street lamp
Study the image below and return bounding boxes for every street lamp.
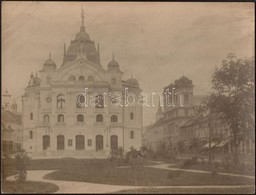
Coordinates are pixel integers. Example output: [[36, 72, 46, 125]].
[[2, 89, 11, 110]]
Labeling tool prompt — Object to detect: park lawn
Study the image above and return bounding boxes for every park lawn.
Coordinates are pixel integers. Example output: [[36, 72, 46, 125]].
[[3, 158, 254, 187], [27, 158, 157, 170], [171, 161, 255, 176], [44, 165, 254, 186], [113, 186, 255, 194], [2, 181, 59, 194]]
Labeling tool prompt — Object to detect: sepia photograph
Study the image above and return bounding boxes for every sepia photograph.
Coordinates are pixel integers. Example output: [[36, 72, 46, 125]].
[[1, 1, 255, 194]]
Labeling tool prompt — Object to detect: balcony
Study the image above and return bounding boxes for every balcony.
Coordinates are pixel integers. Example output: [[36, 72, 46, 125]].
[[94, 122, 105, 126], [109, 122, 123, 127], [37, 122, 51, 127], [56, 122, 66, 126], [76, 122, 86, 126]]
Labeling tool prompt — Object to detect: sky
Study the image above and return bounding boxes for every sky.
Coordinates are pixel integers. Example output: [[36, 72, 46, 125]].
[[2, 2, 254, 126]]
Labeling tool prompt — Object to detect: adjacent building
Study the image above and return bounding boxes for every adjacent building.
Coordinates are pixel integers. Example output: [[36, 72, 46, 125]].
[[1, 89, 22, 155], [145, 75, 195, 151]]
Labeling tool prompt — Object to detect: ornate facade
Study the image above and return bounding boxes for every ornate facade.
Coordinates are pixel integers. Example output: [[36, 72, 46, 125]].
[[22, 10, 142, 156]]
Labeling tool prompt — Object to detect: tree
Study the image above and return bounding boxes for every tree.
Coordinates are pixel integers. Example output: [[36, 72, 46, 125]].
[[211, 54, 255, 165], [195, 95, 225, 164], [109, 147, 124, 177]]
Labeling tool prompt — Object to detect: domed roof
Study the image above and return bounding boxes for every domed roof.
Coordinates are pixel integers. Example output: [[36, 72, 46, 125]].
[[44, 53, 56, 68], [107, 54, 120, 70], [75, 31, 91, 41], [127, 75, 139, 86]]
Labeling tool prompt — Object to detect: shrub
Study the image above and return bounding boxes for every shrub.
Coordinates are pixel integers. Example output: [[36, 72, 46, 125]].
[[182, 156, 197, 168], [15, 150, 30, 182]]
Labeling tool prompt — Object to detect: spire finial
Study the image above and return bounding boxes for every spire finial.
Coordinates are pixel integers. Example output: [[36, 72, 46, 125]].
[[80, 6, 85, 32], [131, 74, 133, 79], [49, 52, 51, 59], [112, 53, 115, 60], [156, 98, 163, 114], [5, 88, 8, 94]]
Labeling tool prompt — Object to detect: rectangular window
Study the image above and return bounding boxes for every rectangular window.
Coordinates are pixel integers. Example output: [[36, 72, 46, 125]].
[[68, 139, 72, 146], [30, 113, 33, 120], [88, 139, 92, 146]]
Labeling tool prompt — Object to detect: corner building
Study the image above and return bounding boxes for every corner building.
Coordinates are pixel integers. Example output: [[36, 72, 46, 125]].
[[22, 10, 142, 157]]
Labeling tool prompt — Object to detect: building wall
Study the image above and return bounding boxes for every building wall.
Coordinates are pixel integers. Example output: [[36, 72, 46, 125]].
[[22, 58, 142, 155]]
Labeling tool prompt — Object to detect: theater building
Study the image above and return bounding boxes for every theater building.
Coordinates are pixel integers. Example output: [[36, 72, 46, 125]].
[[22, 10, 142, 157]]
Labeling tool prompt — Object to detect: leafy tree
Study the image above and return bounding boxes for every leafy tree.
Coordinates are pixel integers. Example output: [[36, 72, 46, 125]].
[[195, 95, 225, 164], [210, 54, 255, 165]]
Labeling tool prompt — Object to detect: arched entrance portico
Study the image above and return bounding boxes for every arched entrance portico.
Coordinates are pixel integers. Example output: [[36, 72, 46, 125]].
[[43, 135, 50, 150], [57, 135, 65, 150], [96, 135, 103, 151], [76, 135, 85, 150], [110, 135, 118, 150]]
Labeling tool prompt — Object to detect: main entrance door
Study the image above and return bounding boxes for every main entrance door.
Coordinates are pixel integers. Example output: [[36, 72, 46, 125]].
[[76, 135, 85, 150], [96, 135, 103, 151], [43, 135, 50, 150], [110, 135, 118, 150], [57, 135, 65, 150]]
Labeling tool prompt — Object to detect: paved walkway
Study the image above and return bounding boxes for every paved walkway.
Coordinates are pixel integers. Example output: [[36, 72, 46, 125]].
[[147, 163, 255, 179], [6, 162, 255, 193]]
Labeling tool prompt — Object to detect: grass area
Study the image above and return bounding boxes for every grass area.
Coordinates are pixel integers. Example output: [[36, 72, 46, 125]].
[[172, 160, 255, 176], [2, 181, 59, 193], [113, 186, 255, 194], [3, 157, 254, 188], [44, 165, 254, 186]]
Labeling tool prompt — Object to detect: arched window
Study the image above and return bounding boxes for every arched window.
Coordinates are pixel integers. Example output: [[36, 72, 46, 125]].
[[43, 115, 50, 123], [57, 114, 64, 123], [57, 94, 65, 109], [76, 94, 85, 108], [111, 115, 118, 123], [77, 114, 84, 122], [130, 131, 134, 139], [87, 75, 94, 82], [111, 78, 117, 84], [46, 75, 51, 84], [96, 114, 103, 122], [130, 112, 134, 120], [29, 131, 33, 139], [69, 75, 76, 81], [95, 94, 104, 108], [78, 76, 85, 81]]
